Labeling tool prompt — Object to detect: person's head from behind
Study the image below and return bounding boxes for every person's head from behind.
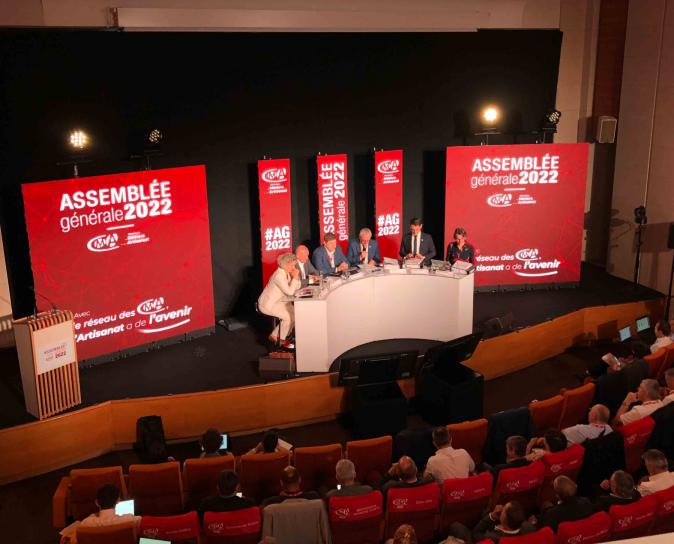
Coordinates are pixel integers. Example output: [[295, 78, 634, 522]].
[[218, 470, 240, 497], [396, 456, 418, 482], [655, 319, 672, 338], [453, 227, 467, 243], [295, 245, 310, 264], [96, 484, 121, 511], [432, 426, 451, 450], [409, 217, 423, 236], [201, 428, 223, 455], [392, 524, 418, 544], [280, 465, 301, 493], [553, 475, 577, 503], [588, 404, 610, 425], [610, 470, 635, 498], [666, 368, 674, 390], [262, 430, 279, 453], [638, 379, 661, 402], [323, 232, 337, 252], [335, 458, 356, 487], [500, 501, 526, 531], [505, 435, 527, 460], [643, 449, 668, 476], [543, 429, 567, 453], [630, 341, 650, 360]]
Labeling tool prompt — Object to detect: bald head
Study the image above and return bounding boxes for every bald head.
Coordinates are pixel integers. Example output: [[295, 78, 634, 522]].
[[397, 456, 418, 482], [588, 404, 610, 424], [295, 245, 309, 263]]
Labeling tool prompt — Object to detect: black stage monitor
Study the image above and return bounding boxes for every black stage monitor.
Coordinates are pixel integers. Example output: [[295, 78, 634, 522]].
[[338, 350, 419, 386], [422, 332, 483, 383]]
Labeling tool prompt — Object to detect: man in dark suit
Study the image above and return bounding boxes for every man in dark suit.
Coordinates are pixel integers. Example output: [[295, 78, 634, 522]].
[[312, 232, 349, 275], [346, 227, 382, 266], [536, 476, 593, 532], [593, 470, 640, 512], [399, 217, 436, 265], [295, 245, 319, 287], [484, 435, 531, 479]]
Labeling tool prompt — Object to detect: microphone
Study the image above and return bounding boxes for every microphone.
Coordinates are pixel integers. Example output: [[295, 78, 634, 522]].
[[28, 285, 58, 315]]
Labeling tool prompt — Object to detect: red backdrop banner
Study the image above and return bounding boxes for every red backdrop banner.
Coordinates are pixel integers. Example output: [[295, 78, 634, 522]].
[[22, 165, 215, 361], [444, 143, 589, 287], [374, 150, 403, 258], [258, 158, 293, 285], [317, 154, 349, 252]]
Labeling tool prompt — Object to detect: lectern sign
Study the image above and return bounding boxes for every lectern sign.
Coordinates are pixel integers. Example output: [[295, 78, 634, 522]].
[[317, 154, 349, 252], [374, 150, 403, 258]]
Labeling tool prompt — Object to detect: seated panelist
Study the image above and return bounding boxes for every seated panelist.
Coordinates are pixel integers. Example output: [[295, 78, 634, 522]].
[[312, 232, 349, 275], [346, 227, 382, 266], [257, 253, 300, 347], [446, 226, 475, 264], [294, 245, 320, 287], [399, 217, 436, 264]]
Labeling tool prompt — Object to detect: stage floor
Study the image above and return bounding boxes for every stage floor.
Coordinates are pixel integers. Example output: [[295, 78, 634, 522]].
[[0, 263, 663, 429]]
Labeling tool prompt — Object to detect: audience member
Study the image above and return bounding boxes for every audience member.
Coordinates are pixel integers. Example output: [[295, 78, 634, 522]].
[[447, 501, 535, 543], [200, 428, 224, 458], [526, 429, 568, 461], [385, 524, 418, 544], [380, 456, 428, 498], [535, 476, 593, 531], [651, 319, 673, 353], [594, 470, 640, 512], [78, 484, 141, 529], [325, 459, 373, 498], [485, 435, 530, 479], [198, 470, 255, 520], [614, 379, 663, 425], [662, 368, 674, 407], [247, 430, 287, 455], [563, 404, 612, 445], [424, 427, 475, 482], [262, 466, 320, 506], [637, 449, 674, 496]]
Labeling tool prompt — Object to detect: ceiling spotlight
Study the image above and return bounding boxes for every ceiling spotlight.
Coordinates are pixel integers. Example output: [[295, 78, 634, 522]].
[[482, 106, 499, 124], [545, 109, 562, 125], [147, 129, 163, 145], [68, 129, 89, 150]]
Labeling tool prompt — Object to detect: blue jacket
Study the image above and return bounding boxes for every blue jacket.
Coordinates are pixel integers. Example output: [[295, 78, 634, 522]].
[[346, 238, 382, 266], [312, 244, 348, 275]]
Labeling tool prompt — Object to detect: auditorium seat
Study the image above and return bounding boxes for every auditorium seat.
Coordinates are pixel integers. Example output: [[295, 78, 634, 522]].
[[446, 418, 489, 466], [656, 343, 674, 382], [139, 511, 200, 543], [500, 526, 555, 544], [651, 484, 674, 535], [492, 461, 545, 515], [128, 461, 183, 515], [529, 395, 565, 435], [608, 494, 657, 540], [329, 490, 383, 544], [293, 443, 342, 492], [345, 435, 392, 487], [202, 507, 261, 544], [538, 443, 585, 504], [384, 483, 440, 543], [439, 472, 493, 535], [645, 348, 667, 379], [617, 416, 655, 474], [558, 383, 595, 429], [555, 511, 611, 544], [76, 521, 136, 544], [52, 466, 127, 528], [183, 455, 236, 510], [238, 450, 290, 503]]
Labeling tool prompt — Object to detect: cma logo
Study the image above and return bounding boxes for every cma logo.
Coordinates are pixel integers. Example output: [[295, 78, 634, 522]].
[[142, 529, 159, 537], [261, 168, 288, 183], [335, 508, 350, 520], [137, 297, 167, 315], [516, 248, 539, 261], [487, 193, 513, 207], [392, 498, 408, 508], [377, 159, 400, 174], [87, 233, 119, 252]]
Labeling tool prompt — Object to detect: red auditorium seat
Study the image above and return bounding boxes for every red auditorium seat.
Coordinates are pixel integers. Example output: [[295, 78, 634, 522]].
[[492, 461, 545, 514], [651, 484, 674, 535], [656, 343, 674, 382], [556, 511, 611, 544], [645, 348, 667, 379], [139, 511, 200, 543], [183, 455, 236, 509], [128, 461, 184, 515], [238, 450, 290, 503], [345, 435, 392, 487], [202, 506, 261, 544], [76, 521, 137, 544], [446, 418, 489, 466], [294, 443, 343, 491], [500, 526, 555, 544], [558, 383, 595, 429], [384, 482, 440, 543], [329, 490, 383, 544], [440, 472, 493, 534], [539, 443, 585, 504], [608, 494, 657, 539], [617, 416, 655, 474], [529, 395, 565, 434]]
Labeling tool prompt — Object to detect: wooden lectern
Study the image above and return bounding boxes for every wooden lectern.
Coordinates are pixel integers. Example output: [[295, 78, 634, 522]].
[[13, 310, 81, 419]]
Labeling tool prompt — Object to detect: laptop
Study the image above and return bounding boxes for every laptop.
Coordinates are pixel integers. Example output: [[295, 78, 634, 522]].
[[201, 433, 228, 452], [139, 539, 171, 544], [114, 499, 134, 516], [618, 325, 632, 343], [636, 315, 650, 333]]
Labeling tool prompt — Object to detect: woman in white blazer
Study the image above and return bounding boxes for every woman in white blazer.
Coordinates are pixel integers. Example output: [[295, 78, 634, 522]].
[[258, 252, 301, 346]]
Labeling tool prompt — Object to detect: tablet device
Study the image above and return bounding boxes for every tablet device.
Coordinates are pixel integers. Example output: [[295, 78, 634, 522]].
[[618, 325, 632, 342], [115, 500, 134, 516], [636, 315, 650, 332]]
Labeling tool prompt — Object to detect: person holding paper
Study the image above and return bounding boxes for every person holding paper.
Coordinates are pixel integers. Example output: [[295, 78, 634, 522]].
[[446, 226, 475, 264], [346, 227, 381, 266], [258, 253, 300, 348], [312, 232, 349, 275], [399, 217, 436, 264]]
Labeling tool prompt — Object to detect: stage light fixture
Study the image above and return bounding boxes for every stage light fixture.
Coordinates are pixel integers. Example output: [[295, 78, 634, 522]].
[[545, 109, 561, 125], [148, 128, 162, 145], [482, 106, 499, 124], [68, 129, 89, 150]]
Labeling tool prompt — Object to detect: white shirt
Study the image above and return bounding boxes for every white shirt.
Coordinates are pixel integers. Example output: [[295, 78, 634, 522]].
[[620, 400, 663, 425], [637, 470, 674, 496], [651, 336, 673, 354], [257, 268, 300, 313], [425, 446, 475, 482], [327, 250, 335, 267], [360, 243, 368, 263], [79, 508, 141, 528], [563, 423, 613, 445], [297, 260, 306, 279]]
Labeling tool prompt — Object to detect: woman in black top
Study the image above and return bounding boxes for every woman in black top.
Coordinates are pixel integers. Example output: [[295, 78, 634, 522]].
[[446, 226, 475, 264]]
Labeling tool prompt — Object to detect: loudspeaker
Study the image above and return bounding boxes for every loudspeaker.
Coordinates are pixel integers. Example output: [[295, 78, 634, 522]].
[[668, 223, 674, 249], [482, 312, 515, 339], [134, 415, 167, 463], [596, 115, 617, 143], [259, 354, 295, 381]]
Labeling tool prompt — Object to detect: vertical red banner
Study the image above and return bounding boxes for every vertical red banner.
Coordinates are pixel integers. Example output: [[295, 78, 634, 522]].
[[258, 158, 292, 285], [317, 154, 349, 252], [374, 150, 403, 258]]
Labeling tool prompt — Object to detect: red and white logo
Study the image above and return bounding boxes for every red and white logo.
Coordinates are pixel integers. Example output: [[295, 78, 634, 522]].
[[514, 248, 560, 278], [377, 159, 400, 174], [516, 248, 539, 261], [137, 297, 167, 315], [487, 193, 513, 207], [261, 168, 288, 183], [86, 233, 119, 252]]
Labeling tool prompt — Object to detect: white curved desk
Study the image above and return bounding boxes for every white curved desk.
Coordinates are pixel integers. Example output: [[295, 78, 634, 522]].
[[294, 268, 474, 372]]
